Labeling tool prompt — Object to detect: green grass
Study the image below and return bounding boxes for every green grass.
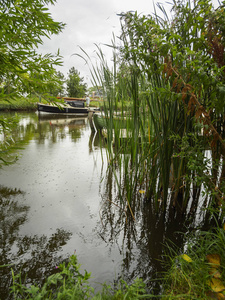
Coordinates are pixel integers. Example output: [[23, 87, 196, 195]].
[[0, 96, 39, 111], [0, 97, 106, 111], [162, 225, 225, 299]]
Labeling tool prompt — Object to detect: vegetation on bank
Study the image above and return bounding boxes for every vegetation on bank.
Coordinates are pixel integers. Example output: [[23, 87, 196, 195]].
[[11, 254, 149, 299], [0, 96, 102, 111], [88, 1, 225, 220], [0, 97, 38, 111], [83, 0, 225, 298], [90, 0, 225, 213], [162, 224, 225, 299]]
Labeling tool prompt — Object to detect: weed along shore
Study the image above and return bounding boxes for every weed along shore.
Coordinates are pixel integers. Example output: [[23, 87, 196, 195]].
[[0, 97, 38, 111], [1, 0, 225, 298]]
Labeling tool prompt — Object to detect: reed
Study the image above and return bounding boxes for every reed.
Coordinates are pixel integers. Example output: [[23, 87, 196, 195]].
[[87, 44, 193, 212], [85, 0, 225, 219]]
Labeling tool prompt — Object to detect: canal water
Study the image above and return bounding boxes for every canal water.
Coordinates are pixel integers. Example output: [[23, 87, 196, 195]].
[[0, 111, 205, 298]]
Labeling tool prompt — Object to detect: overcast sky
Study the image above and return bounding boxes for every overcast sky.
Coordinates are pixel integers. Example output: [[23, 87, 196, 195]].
[[37, 0, 170, 86], [38, 0, 219, 87]]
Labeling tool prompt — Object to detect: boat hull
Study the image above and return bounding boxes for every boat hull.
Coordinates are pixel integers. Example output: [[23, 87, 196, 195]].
[[37, 102, 89, 114]]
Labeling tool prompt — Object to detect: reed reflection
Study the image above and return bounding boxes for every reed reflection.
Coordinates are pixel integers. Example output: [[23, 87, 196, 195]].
[[97, 162, 216, 294]]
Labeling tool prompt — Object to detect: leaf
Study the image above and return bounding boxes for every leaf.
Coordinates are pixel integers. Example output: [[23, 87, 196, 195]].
[[217, 292, 225, 300], [46, 273, 63, 285], [208, 278, 225, 293], [209, 268, 222, 279], [139, 190, 146, 194], [28, 285, 39, 295], [195, 106, 204, 119], [181, 254, 193, 263], [181, 87, 188, 101], [206, 254, 221, 268]]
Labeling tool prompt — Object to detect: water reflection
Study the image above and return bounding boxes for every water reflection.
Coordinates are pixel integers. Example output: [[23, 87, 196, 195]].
[[0, 185, 72, 299], [97, 164, 216, 294], [37, 113, 88, 143], [89, 131, 107, 153]]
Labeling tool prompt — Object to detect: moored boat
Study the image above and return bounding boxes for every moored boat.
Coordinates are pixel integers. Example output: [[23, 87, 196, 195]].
[[37, 102, 89, 115]]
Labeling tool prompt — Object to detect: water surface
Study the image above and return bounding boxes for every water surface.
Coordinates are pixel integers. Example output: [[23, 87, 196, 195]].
[[0, 111, 203, 298]]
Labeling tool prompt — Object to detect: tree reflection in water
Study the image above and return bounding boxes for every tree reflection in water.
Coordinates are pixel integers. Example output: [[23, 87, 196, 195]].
[[0, 185, 72, 300], [97, 165, 214, 294]]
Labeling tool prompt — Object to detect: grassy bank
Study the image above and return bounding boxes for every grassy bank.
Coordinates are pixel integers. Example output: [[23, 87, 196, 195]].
[[162, 225, 225, 299], [0, 97, 39, 111], [0, 97, 104, 111]]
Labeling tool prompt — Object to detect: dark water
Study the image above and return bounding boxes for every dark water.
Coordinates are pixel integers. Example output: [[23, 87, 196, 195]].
[[0, 112, 206, 298]]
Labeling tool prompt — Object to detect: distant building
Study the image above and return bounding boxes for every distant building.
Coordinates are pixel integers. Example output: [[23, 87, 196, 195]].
[[91, 87, 103, 99]]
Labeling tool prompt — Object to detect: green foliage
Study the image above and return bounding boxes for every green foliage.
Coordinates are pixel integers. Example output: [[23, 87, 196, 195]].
[[97, 278, 152, 299], [0, 0, 65, 101], [10, 254, 151, 299], [66, 67, 87, 97], [49, 71, 66, 97], [0, 0, 65, 165], [163, 225, 225, 299], [119, 0, 225, 116], [11, 255, 93, 299], [0, 96, 38, 110], [87, 0, 225, 217]]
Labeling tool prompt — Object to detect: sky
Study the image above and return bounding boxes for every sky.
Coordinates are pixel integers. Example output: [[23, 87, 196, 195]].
[[38, 0, 219, 87], [38, 0, 172, 87]]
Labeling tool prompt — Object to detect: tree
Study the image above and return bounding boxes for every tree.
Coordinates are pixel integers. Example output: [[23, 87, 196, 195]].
[[0, 0, 65, 166], [49, 71, 65, 97], [0, 0, 65, 100], [66, 67, 87, 97]]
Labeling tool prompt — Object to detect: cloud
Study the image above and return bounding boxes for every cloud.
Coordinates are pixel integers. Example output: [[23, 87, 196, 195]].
[[38, 0, 124, 84], [40, 0, 205, 86]]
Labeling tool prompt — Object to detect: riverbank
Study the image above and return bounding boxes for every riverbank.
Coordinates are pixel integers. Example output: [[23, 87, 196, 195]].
[[0, 96, 102, 112], [0, 96, 133, 112], [0, 97, 38, 111]]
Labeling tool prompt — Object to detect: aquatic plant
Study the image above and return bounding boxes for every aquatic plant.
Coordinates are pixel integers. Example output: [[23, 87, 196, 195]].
[[86, 0, 225, 222]]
